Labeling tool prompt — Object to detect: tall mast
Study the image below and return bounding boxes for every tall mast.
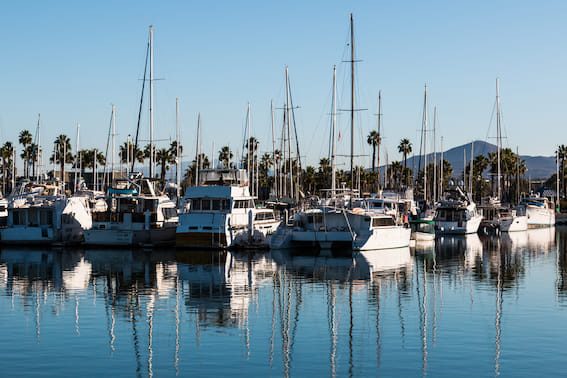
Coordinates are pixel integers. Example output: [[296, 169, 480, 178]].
[[111, 104, 116, 184], [331, 65, 337, 197], [349, 13, 355, 188], [469, 141, 474, 195], [270, 100, 277, 198], [74, 123, 80, 190], [422, 84, 428, 202], [195, 113, 201, 186], [33, 113, 41, 180], [94, 148, 97, 191], [496, 78, 502, 200], [516, 146, 521, 205], [463, 148, 466, 189], [376, 91, 382, 190], [433, 106, 437, 202], [149, 25, 155, 178], [440, 137, 444, 195], [246, 102, 252, 193], [285, 66, 293, 199], [175, 97, 181, 196]]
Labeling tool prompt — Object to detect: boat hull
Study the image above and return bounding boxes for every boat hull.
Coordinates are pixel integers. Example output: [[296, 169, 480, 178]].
[[353, 227, 411, 251], [0, 227, 59, 245], [435, 215, 482, 235], [500, 215, 528, 232], [526, 207, 555, 228], [84, 227, 176, 247]]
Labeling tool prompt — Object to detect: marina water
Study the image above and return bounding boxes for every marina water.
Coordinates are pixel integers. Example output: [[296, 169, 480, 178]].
[[1, 227, 566, 377]]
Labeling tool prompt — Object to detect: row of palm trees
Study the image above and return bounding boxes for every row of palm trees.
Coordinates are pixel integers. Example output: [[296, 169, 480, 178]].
[[0, 130, 183, 193]]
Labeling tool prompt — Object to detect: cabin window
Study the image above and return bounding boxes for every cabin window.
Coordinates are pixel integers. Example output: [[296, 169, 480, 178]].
[[40, 210, 53, 226], [162, 208, 178, 219], [201, 200, 211, 211], [372, 217, 395, 227], [234, 200, 247, 209], [212, 200, 220, 210], [13, 210, 25, 225], [255, 212, 274, 221], [192, 199, 201, 211], [143, 200, 157, 212]]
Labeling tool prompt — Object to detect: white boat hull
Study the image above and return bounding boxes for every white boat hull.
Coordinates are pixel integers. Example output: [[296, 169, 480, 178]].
[[354, 227, 411, 250], [500, 215, 528, 232], [526, 207, 555, 228], [436, 214, 482, 235]]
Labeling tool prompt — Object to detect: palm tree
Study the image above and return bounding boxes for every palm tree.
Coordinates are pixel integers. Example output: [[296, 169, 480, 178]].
[[218, 146, 233, 168], [29, 143, 40, 178], [18, 130, 32, 178], [50, 134, 73, 183], [183, 153, 210, 187], [317, 157, 331, 189], [1, 142, 14, 194], [119, 142, 145, 166], [259, 152, 273, 176], [398, 138, 412, 186], [367, 130, 381, 173], [76, 149, 105, 188], [390, 161, 404, 190], [303, 166, 317, 193], [155, 147, 176, 183]]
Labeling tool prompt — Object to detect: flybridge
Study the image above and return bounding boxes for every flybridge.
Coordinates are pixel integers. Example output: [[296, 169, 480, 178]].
[[198, 169, 249, 187]]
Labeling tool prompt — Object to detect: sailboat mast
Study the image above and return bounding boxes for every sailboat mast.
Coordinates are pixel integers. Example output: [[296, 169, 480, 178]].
[[377, 91, 382, 190], [33, 114, 41, 180], [440, 137, 444, 195], [496, 78, 502, 200], [195, 113, 201, 186], [111, 104, 116, 184], [331, 65, 337, 197], [149, 25, 155, 179], [423, 84, 428, 202], [433, 106, 437, 202], [285, 67, 293, 199], [74, 123, 80, 190], [349, 13, 355, 189], [469, 141, 474, 195], [175, 97, 181, 195], [271, 100, 277, 198], [246, 103, 251, 188]]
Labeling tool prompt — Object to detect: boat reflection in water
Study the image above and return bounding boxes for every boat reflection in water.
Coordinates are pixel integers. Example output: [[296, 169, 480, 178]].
[[1, 228, 567, 376]]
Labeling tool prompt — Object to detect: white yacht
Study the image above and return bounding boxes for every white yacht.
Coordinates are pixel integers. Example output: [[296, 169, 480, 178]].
[[479, 198, 528, 233], [520, 194, 555, 228], [84, 174, 178, 247], [434, 185, 483, 235], [2, 181, 92, 245], [270, 205, 410, 251], [176, 169, 280, 249]]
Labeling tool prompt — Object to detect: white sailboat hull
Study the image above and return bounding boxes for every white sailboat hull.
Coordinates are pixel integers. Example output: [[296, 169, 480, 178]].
[[353, 227, 411, 251], [436, 214, 482, 235], [500, 215, 528, 232], [526, 206, 555, 227]]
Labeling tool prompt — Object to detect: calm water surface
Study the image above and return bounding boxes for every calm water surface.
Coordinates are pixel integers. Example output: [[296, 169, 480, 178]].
[[1, 227, 567, 377]]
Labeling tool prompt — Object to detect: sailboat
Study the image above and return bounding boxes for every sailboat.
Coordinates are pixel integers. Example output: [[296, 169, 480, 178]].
[[478, 79, 528, 233], [270, 14, 410, 251], [83, 26, 178, 247]]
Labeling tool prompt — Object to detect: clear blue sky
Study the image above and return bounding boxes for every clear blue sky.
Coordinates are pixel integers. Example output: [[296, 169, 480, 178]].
[[1, 0, 566, 172]]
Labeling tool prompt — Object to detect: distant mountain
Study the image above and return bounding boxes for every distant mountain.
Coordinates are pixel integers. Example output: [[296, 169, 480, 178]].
[[389, 140, 555, 180]]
